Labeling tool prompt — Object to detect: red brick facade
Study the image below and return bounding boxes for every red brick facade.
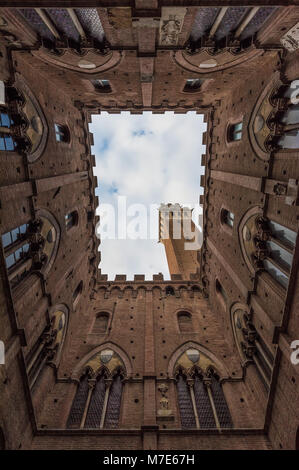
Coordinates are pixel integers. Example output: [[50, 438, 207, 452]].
[[0, 2, 298, 450]]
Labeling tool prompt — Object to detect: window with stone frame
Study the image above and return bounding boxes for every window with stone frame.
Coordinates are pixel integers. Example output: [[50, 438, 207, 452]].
[[231, 306, 274, 391], [241, 214, 296, 290], [91, 79, 112, 93], [228, 121, 243, 142], [183, 79, 203, 92], [67, 368, 124, 429], [93, 312, 109, 334], [0, 110, 16, 151], [2, 223, 31, 287], [177, 311, 192, 333], [176, 366, 232, 429], [54, 123, 69, 143], [174, 348, 232, 429], [65, 210, 78, 231], [221, 209, 234, 228]]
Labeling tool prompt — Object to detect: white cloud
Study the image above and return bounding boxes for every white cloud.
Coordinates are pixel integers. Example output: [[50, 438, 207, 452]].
[[90, 111, 206, 280]]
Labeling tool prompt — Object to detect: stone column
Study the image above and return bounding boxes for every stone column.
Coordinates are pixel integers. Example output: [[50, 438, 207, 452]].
[[142, 288, 158, 449]]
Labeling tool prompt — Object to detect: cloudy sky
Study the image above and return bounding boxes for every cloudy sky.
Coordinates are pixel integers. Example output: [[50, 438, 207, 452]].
[[90, 111, 206, 280]]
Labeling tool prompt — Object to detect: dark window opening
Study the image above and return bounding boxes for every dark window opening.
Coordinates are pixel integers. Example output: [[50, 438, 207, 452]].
[[54, 123, 69, 143], [93, 312, 109, 334], [183, 79, 203, 92], [178, 311, 192, 333], [65, 211, 78, 231], [166, 286, 175, 296], [91, 79, 112, 93]]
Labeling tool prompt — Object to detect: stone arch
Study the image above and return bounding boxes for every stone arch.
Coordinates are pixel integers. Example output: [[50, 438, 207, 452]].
[[177, 310, 193, 333], [230, 301, 251, 361], [173, 48, 263, 75], [48, 303, 69, 367], [167, 341, 229, 379], [110, 286, 122, 298], [238, 206, 263, 275], [33, 49, 122, 75], [35, 208, 60, 277], [123, 286, 134, 298], [14, 74, 48, 162], [71, 342, 132, 380], [248, 71, 282, 161]]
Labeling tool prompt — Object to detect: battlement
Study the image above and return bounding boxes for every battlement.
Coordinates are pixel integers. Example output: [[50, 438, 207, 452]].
[[97, 272, 200, 283]]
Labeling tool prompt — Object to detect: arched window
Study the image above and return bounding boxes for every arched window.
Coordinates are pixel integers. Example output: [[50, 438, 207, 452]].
[[231, 305, 274, 391], [175, 366, 232, 429], [104, 372, 123, 428], [2, 223, 31, 288], [67, 368, 124, 429], [183, 79, 202, 92], [73, 281, 83, 308], [228, 122, 243, 142], [93, 312, 109, 334], [25, 325, 56, 390], [221, 209, 234, 228], [84, 372, 106, 429], [54, 123, 69, 143], [65, 210, 78, 231], [0, 110, 16, 151], [276, 82, 299, 149], [66, 372, 90, 429], [1, 213, 59, 288], [177, 311, 192, 333], [166, 286, 175, 296], [176, 371, 196, 428], [240, 212, 296, 289], [91, 79, 112, 93]]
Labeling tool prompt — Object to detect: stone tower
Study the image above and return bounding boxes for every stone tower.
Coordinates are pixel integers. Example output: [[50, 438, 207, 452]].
[[159, 203, 201, 280]]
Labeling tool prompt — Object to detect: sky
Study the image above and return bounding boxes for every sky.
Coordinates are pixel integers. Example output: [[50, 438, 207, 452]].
[[89, 111, 207, 280]]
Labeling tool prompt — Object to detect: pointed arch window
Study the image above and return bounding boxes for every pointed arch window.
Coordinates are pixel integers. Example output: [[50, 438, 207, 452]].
[[240, 214, 296, 289], [25, 322, 59, 390], [176, 368, 232, 429], [177, 311, 192, 333], [66, 373, 90, 429], [67, 369, 124, 429], [2, 213, 59, 288], [232, 307, 274, 391], [176, 372, 196, 429]]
